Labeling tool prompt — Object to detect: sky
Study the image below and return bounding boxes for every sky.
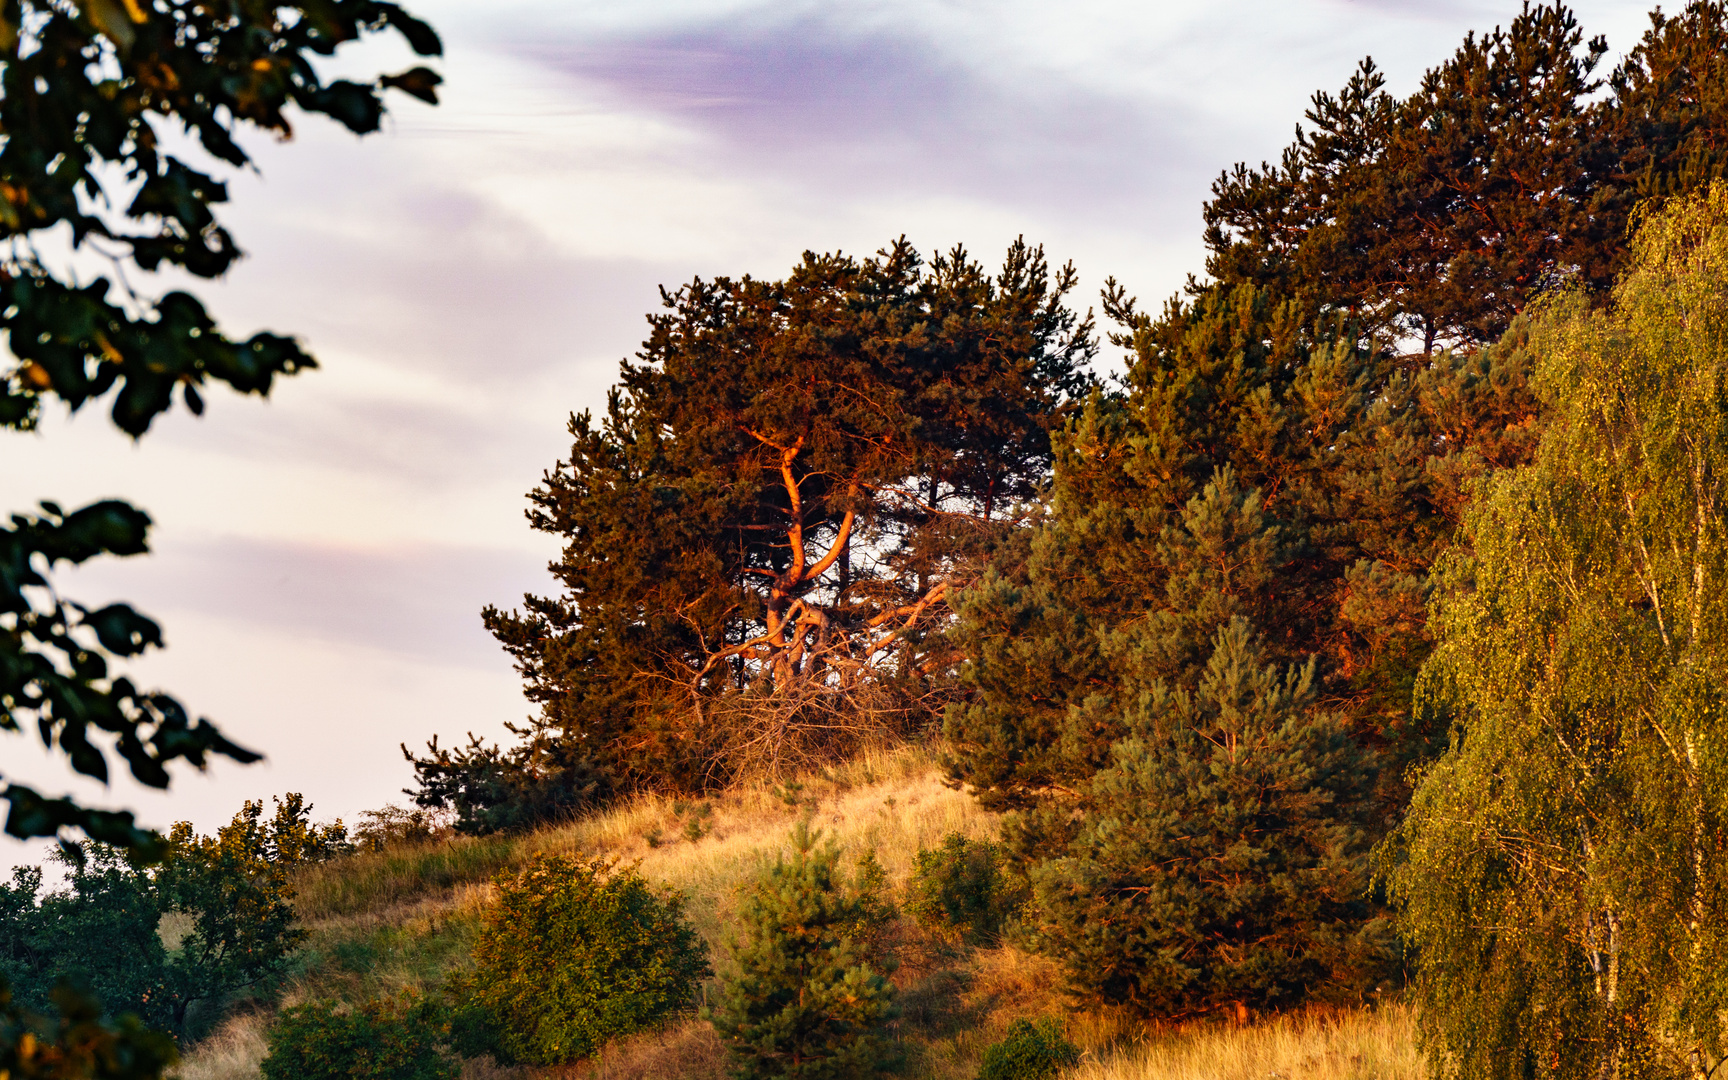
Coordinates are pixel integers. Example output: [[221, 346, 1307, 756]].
[[0, 0, 1658, 861]]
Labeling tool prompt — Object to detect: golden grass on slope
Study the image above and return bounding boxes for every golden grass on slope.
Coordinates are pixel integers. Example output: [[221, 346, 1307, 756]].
[[171, 1012, 268, 1080], [174, 743, 1424, 1080], [1072, 1005, 1422, 1080]]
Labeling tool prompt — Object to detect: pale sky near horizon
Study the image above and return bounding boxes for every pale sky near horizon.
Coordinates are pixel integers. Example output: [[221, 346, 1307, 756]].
[[0, 0, 1656, 864]]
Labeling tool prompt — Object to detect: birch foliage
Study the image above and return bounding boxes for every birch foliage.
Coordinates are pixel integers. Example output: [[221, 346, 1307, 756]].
[[1389, 184, 1728, 1080]]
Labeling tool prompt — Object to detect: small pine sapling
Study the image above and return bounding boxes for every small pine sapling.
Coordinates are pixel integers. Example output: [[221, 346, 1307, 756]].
[[707, 821, 898, 1079], [905, 834, 1021, 947]]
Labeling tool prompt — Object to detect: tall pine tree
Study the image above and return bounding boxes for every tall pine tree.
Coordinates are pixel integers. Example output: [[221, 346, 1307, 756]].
[[464, 240, 1093, 800]]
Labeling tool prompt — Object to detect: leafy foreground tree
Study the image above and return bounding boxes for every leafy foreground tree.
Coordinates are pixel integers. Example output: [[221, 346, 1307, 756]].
[[0, 795, 345, 1040], [457, 854, 709, 1067], [432, 239, 1094, 816], [0, 0, 441, 853], [706, 821, 898, 1080], [0, 982, 177, 1080], [1388, 184, 1728, 1079]]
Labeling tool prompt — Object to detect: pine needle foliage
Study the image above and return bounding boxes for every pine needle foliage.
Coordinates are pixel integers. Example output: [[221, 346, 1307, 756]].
[[473, 239, 1096, 801], [707, 820, 898, 1080], [1028, 618, 1382, 1018], [1388, 183, 1728, 1080]]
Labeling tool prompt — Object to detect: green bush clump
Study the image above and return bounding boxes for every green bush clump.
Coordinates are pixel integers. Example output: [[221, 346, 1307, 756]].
[[977, 1018, 1079, 1080], [260, 995, 456, 1080], [905, 833, 1020, 946], [463, 854, 709, 1066]]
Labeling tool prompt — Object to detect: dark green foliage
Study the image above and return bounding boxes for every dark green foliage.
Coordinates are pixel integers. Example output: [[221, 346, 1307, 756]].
[[905, 834, 1020, 946], [260, 995, 456, 1080], [0, 0, 441, 852], [1028, 619, 1386, 1017], [464, 854, 710, 1066], [0, 795, 338, 1039], [975, 1019, 1078, 1080], [942, 272, 1532, 1013], [402, 733, 604, 837], [478, 239, 1095, 796], [841, 852, 898, 966], [0, 980, 178, 1080], [707, 822, 898, 1080], [0, 849, 169, 1030], [1203, 2, 1728, 357]]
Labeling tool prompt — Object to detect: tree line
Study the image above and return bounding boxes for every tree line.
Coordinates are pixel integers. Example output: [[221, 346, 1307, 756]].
[[6, 0, 1728, 1077], [403, 2, 1728, 1072]]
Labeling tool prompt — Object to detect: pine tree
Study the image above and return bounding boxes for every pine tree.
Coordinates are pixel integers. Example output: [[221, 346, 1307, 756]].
[[469, 239, 1094, 798], [706, 822, 897, 1080], [1030, 618, 1381, 1019], [1600, 2, 1728, 208], [944, 271, 1538, 1013], [1388, 183, 1728, 1080]]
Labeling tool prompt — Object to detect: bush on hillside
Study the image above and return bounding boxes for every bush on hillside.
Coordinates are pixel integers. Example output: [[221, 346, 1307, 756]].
[[706, 821, 898, 1080], [905, 833, 1021, 946], [260, 995, 456, 1080], [463, 854, 709, 1065], [0, 794, 338, 1039], [977, 1018, 1079, 1080], [352, 804, 451, 851]]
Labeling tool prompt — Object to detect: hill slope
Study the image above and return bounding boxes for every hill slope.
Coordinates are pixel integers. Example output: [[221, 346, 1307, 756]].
[[176, 746, 1419, 1080]]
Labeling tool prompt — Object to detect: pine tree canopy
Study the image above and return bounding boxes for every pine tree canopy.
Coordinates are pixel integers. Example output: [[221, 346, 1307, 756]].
[[478, 239, 1095, 795], [1028, 618, 1383, 1018], [1204, 1, 1728, 356], [1388, 182, 1728, 1080]]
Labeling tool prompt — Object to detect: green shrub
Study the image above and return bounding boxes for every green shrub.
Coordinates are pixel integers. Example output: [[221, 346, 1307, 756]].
[[905, 833, 1020, 946], [464, 854, 709, 1066], [977, 1018, 1079, 1080], [706, 821, 898, 1079], [260, 995, 456, 1080]]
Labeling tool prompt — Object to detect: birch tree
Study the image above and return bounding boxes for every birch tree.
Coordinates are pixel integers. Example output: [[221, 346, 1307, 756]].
[[1389, 183, 1728, 1080]]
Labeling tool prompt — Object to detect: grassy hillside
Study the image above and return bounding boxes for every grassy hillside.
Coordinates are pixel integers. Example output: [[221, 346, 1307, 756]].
[[177, 746, 1420, 1080]]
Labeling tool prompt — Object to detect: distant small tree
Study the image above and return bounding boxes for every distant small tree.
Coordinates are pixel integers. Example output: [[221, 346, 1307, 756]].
[[707, 821, 898, 1080], [464, 854, 709, 1066], [402, 733, 605, 837], [905, 834, 1020, 947]]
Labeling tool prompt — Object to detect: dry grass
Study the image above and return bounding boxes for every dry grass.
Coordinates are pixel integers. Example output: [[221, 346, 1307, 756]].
[[171, 1012, 269, 1080], [1071, 1005, 1422, 1080], [172, 742, 1423, 1080]]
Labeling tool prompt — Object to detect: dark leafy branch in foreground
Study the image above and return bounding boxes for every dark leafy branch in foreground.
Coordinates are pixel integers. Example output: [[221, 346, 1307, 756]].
[[0, 0, 441, 852]]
